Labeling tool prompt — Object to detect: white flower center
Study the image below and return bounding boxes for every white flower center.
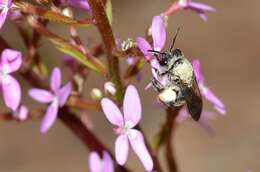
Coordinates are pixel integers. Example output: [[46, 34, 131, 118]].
[[122, 122, 132, 135], [0, 65, 10, 81], [114, 121, 133, 136], [51, 96, 59, 107]]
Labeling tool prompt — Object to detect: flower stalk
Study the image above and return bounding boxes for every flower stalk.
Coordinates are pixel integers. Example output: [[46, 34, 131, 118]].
[[165, 107, 180, 172], [87, 0, 124, 102]]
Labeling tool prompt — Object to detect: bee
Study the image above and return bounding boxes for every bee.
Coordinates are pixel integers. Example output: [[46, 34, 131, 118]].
[[149, 28, 202, 121]]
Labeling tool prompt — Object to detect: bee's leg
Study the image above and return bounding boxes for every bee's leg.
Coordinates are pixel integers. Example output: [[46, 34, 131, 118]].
[[152, 67, 168, 77], [152, 68, 161, 77], [151, 78, 164, 92]]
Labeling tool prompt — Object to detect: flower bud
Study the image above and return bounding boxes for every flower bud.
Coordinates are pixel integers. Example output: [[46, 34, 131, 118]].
[[13, 105, 28, 121], [62, 7, 73, 18], [104, 82, 116, 95], [90, 88, 102, 100], [121, 38, 135, 51]]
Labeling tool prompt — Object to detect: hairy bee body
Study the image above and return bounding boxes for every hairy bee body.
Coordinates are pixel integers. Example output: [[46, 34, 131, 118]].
[[150, 49, 202, 121], [169, 56, 193, 87]]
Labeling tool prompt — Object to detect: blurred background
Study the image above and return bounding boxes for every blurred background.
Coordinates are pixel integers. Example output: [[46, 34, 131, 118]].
[[0, 0, 260, 171]]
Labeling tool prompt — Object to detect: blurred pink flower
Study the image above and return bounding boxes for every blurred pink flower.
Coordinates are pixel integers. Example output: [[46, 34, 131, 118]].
[[101, 85, 153, 171], [13, 105, 28, 121], [0, 0, 12, 29], [192, 59, 226, 115], [8, 9, 21, 21], [0, 49, 22, 111], [176, 108, 218, 135], [59, 0, 91, 13], [29, 67, 72, 133], [89, 151, 114, 172], [178, 0, 216, 21]]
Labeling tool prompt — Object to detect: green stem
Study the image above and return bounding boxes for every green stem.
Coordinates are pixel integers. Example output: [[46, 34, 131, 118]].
[[87, 0, 124, 102]]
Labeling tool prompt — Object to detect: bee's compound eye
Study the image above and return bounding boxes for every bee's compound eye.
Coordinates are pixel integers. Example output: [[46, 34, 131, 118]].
[[159, 57, 168, 66], [173, 49, 182, 56]]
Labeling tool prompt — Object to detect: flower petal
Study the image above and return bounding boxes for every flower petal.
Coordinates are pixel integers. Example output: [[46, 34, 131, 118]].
[[103, 151, 114, 172], [2, 75, 21, 110], [150, 58, 160, 69], [40, 103, 59, 133], [7, 0, 13, 7], [189, 2, 216, 12], [15, 105, 28, 121], [198, 119, 215, 135], [29, 88, 53, 103], [58, 82, 72, 107], [115, 134, 129, 165], [201, 87, 226, 115], [129, 129, 153, 171], [151, 15, 166, 51], [197, 12, 208, 22], [0, 7, 8, 29], [1, 48, 22, 73], [101, 98, 124, 126], [89, 152, 102, 172], [192, 59, 204, 83], [136, 37, 153, 60], [67, 0, 91, 13], [50, 67, 61, 92], [123, 85, 141, 128], [214, 105, 226, 115]]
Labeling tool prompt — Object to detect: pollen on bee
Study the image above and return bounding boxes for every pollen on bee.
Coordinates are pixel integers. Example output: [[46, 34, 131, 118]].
[[158, 88, 177, 104]]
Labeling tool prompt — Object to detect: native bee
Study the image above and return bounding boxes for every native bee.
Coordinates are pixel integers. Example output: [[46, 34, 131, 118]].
[[149, 29, 202, 121]]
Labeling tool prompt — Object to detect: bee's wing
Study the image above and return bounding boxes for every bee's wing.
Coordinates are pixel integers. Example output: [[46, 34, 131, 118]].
[[182, 76, 202, 121]]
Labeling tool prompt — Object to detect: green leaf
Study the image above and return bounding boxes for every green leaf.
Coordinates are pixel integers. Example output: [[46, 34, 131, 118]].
[[57, 46, 100, 72], [27, 19, 107, 75], [50, 39, 106, 75], [105, 0, 113, 26]]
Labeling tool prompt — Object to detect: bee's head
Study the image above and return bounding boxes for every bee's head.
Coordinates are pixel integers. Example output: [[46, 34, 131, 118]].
[[148, 50, 172, 67]]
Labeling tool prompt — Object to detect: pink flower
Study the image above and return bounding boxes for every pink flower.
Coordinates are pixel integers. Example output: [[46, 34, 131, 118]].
[[101, 85, 153, 171], [192, 59, 226, 115], [178, 0, 216, 21], [89, 151, 114, 172], [0, 49, 22, 111], [29, 67, 72, 133], [0, 0, 12, 29], [136, 15, 166, 67], [136, 15, 168, 87]]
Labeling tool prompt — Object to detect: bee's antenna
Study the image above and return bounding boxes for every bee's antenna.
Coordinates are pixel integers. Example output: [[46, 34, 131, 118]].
[[148, 49, 166, 62], [148, 49, 167, 55], [148, 49, 162, 54], [170, 27, 180, 51]]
